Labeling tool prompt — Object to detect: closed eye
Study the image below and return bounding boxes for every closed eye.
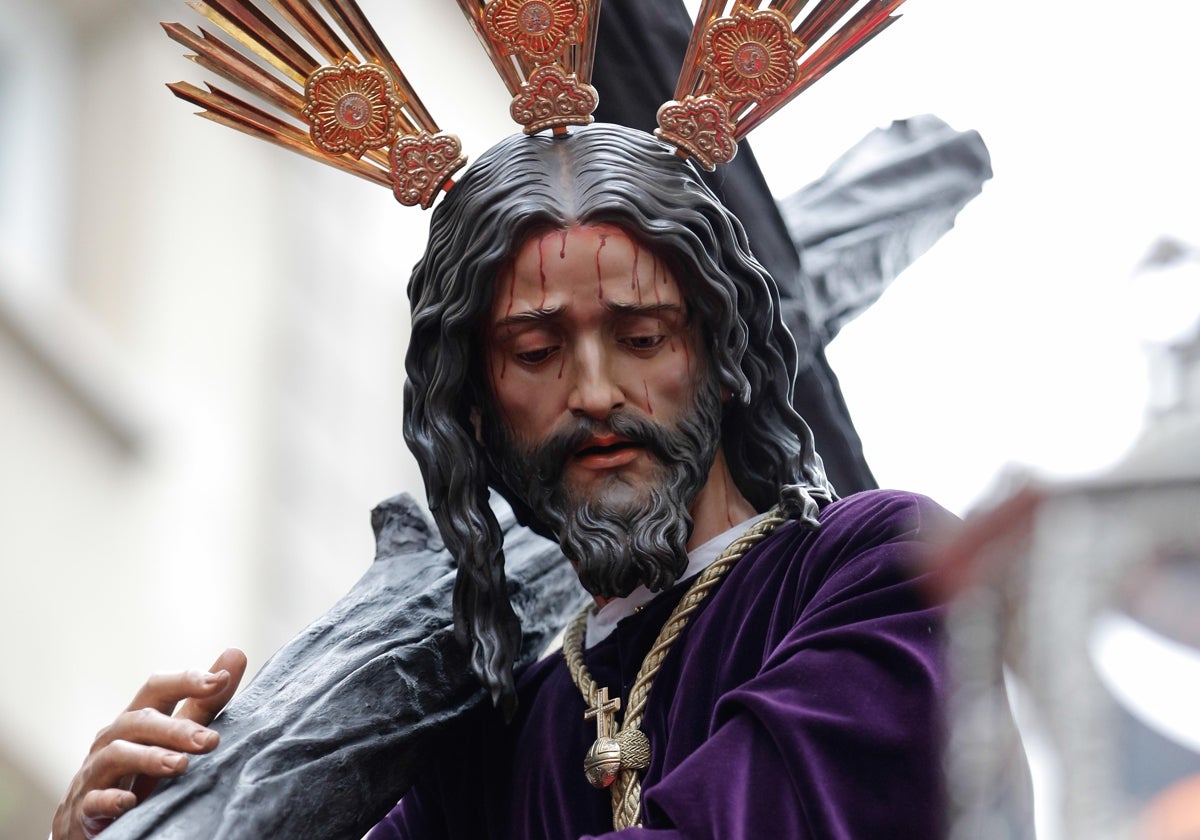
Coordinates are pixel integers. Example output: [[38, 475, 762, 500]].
[[620, 334, 666, 352], [515, 346, 559, 365]]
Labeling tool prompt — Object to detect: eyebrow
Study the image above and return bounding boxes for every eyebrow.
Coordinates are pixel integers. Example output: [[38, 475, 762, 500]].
[[491, 306, 565, 329], [491, 301, 685, 330], [604, 301, 685, 318]]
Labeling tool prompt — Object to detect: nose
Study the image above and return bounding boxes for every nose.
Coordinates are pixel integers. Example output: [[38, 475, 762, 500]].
[[566, 341, 625, 420]]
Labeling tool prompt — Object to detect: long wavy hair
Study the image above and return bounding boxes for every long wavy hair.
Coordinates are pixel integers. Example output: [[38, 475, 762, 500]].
[[403, 123, 833, 713]]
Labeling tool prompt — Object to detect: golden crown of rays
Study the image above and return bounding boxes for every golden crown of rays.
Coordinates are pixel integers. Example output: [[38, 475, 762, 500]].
[[659, 0, 907, 169], [165, 0, 907, 206]]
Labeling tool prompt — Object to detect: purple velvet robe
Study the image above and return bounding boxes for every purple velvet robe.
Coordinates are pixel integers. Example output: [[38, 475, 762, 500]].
[[368, 490, 954, 839]]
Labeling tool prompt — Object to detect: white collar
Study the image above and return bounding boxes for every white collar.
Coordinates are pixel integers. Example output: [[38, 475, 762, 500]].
[[584, 512, 767, 649]]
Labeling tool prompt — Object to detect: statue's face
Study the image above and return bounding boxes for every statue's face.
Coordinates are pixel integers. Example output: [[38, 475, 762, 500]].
[[484, 223, 704, 510], [481, 222, 721, 597]]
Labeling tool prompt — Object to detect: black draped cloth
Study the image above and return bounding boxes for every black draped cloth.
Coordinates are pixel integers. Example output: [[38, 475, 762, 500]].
[[593, 0, 992, 494]]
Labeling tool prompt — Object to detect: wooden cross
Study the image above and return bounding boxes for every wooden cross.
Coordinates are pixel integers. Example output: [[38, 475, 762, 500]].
[[584, 686, 621, 740]]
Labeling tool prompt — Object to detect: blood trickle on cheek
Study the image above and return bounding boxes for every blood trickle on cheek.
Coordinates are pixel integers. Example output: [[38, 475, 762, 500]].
[[490, 341, 507, 381], [496, 267, 514, 379], [643, 380, 654, 415], [559, 230, 568, 260]]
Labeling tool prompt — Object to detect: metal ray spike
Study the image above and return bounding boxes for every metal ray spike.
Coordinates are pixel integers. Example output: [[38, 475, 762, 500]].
[[165, 0, 467, 207]]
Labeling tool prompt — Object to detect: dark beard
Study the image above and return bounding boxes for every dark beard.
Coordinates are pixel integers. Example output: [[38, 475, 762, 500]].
[[482, 372, 723, 599]]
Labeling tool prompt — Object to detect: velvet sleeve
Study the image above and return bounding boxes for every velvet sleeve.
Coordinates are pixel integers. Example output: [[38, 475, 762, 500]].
[[365, 783, 442, 840], [586, 491, 954, 840]]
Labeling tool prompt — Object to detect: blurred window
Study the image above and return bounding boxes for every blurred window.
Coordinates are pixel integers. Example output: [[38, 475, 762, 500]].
[[0, 0, 72, 293]]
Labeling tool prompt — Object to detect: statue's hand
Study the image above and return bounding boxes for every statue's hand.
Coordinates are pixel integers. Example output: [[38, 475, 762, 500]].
[[51, 648, 247, 840]]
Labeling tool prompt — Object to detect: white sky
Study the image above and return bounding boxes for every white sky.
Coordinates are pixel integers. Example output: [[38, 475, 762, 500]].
[[734, 0, 1200, 514]]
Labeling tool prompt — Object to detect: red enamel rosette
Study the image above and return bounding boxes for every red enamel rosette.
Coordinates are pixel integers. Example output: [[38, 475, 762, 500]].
[[485, 0, 584, 63], [703, 7, 803, 103], [303, 58, 403, 158]]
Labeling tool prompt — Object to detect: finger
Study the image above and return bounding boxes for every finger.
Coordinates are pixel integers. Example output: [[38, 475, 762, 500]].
[[125, 668, 231, 717], [84, 740, 189, 793], [177, 648, 248, 726], [80, 787, 137, 825], [95, 706, 221, 754]]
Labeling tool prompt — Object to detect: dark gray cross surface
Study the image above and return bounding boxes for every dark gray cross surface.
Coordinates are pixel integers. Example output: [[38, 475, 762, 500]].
[[101, 494, 585, 840]]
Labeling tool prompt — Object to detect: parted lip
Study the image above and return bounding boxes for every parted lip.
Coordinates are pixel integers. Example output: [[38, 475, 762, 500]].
[[570, 434, 645, 470], [574, 434, 639, 457]]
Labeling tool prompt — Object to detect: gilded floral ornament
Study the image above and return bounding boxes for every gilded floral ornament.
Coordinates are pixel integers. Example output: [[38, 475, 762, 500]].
[[702, 7, 804, 103], [390, 133, 468, 209], [303, 58, 403, 159], [655, 97, 737, 171], [484, 0, 584, 63], [510, 65, 598, 134]]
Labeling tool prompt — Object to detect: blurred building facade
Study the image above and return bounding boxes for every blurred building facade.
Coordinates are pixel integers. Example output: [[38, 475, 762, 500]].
[[0, 0, 510, 833]]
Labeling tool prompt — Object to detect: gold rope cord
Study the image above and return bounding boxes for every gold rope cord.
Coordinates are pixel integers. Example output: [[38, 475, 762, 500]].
[[563, 506, 788, 829]]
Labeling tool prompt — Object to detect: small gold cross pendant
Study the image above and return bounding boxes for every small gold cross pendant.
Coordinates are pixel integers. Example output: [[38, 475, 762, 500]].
[[584, 686, 621, 740]]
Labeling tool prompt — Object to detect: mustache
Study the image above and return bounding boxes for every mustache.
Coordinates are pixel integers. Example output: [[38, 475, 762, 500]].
[[527, 411, 695, 485]]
